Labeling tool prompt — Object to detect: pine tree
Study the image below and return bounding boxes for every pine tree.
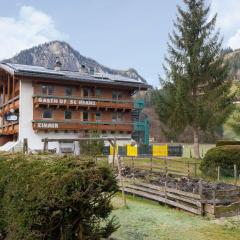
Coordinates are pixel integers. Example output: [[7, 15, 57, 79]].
[[153, 0, 234, 158]]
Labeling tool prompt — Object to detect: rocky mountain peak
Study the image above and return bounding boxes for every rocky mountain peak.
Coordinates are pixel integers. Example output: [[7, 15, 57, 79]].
[[3, 41, 147, 83]]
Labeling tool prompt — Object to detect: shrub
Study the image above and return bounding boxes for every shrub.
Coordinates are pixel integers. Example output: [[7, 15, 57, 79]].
[[0, 153, 118, 240], [216, 140, 240, 147], [80, 131, 104, 156], [200, 145, 240, 177]]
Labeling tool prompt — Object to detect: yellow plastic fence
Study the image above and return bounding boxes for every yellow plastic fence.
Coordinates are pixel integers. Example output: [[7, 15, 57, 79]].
[[126, 144, 138, 157], [110, 145, 118, 155], [152, 144, 168, 157]]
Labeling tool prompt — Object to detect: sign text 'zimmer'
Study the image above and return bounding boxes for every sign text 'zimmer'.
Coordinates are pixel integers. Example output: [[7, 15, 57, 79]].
[[37, 97, 96, 106]]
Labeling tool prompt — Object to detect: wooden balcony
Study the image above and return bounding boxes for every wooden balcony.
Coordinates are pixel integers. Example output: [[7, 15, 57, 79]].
[[0, 122, 19, 135], [0, 96, 20, 116], [32, 120, 133, 132], [33, 95, 133, 110]]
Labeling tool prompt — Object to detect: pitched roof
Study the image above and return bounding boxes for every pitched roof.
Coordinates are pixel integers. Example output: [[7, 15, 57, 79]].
[[0, 63, 149, 89]]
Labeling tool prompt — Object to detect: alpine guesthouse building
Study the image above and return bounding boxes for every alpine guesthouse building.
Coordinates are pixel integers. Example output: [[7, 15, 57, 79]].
[[0, 62, 148, 154]]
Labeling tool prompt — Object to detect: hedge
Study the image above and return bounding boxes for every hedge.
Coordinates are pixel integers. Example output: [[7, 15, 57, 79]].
[[200, 145, 240, 177], [216, 140, 240, 147], [0, 153, 118, 240]]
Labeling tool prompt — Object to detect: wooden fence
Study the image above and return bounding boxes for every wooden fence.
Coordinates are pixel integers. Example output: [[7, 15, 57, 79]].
[[120, 156, 201, 178]]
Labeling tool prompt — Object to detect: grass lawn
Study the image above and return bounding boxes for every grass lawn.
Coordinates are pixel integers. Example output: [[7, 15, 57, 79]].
[[111, 194, 240, 240], [181, 143, 215, 158]]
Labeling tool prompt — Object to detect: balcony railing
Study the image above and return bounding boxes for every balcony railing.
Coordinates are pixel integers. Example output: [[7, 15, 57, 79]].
[[0, 122, 19, 135], [32, 120, 133, 132], [33, 95, 133, 110], [0, 96, 20, 116]]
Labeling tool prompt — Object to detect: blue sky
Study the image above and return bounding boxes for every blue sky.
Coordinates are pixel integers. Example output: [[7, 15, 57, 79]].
[[0, 0, 240, 86]]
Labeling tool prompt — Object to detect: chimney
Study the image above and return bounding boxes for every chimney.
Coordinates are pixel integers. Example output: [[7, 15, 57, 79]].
[[54, 57, 62, 71]]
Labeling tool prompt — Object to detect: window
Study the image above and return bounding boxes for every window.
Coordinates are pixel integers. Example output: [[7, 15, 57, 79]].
[[83, 88, 91, 97], [83, 111, 88, 121], [41, 85, 47, 95], [95, 89, 101, 98], [64, 110, 72, 120], [112, 112, 117, 122], [112, 112, 123, 122], [112, 91, 122, 100], [117, 112, 123, 121], [42, 110, 52, 119], [41, 85, 54, 95], [96, 112, 101, 121], [65, 87, 73, 96], [48, 86, 54, 95]]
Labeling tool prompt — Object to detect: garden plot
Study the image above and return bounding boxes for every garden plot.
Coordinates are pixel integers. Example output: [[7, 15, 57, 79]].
[[120, 167, 240, 218]]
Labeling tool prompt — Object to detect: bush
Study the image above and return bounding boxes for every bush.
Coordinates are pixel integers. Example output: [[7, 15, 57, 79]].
[[80, 131, 104, 156], [216, 140, 240, 147], [0, 153, 118, 240], [200, 145, 240, 177]]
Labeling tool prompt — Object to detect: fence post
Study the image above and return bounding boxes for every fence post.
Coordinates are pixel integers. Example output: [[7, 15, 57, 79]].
[[43, 138, 48, 153], [198, 180, 203, 216], [131, 156, 134, 171], [164, 181, 168, 205], [23, 138, 28, 154], [164, 158, 168, 176], [194, 159, 197, 178], [116, 155, 127, 207], [187, 161, 190, 178], [213, 186, 216, 211], [150, 157, 153, 172], [234, 164, 237, 186], [217, 166, 220, 182]]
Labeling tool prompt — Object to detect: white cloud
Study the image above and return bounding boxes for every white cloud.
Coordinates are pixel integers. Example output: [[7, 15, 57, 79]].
[[210, 0, 240, 49], [0, 5, 67, 60], [228, 30, 240, 50]]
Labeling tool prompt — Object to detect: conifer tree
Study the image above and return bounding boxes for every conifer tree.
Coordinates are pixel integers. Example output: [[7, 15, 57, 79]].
[[153, 0, 234, 158]]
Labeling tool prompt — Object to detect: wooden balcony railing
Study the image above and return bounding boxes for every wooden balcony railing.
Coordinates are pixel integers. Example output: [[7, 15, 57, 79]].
[[32, 120, 133, 132], [0, 96, 20, 116], [33, 95, 133, 110], [0, 122, 19, 135]]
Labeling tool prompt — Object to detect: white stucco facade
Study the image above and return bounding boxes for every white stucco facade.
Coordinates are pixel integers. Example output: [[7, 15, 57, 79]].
[[17, 80, 131, 154]]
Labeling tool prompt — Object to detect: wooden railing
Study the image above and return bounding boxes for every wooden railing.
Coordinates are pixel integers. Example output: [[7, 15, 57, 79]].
[[0, 96, 20, 116], [32, 120, 133, 132], [33, 95, 133, 110], [0, 122, 19, 135]]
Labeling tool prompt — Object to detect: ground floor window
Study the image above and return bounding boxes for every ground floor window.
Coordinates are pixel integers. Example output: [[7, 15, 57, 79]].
[[83, 111, 89, 121], [96, 112, 101, 121], [42, 110, 53, 119], [112, 112, 123, 122], [64, 110, 72, 120]]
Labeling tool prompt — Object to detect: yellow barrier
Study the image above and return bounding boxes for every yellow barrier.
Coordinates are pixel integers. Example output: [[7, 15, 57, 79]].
[[152, 144, 168, 157], [110, 145, 118, 155], [127, 144, 138, 157]]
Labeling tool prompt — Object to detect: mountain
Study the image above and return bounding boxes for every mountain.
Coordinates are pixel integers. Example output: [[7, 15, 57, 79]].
[[224, 48, 240, 82], [3, 41, 146, 83]]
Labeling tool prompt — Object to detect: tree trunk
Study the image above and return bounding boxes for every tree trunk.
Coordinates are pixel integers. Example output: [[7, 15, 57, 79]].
[[193, 128, 200, 159]]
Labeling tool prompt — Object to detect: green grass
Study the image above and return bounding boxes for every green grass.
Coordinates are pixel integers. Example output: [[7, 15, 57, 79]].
[[111, 194, 240, 240], [181, 143, 215, 158]]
